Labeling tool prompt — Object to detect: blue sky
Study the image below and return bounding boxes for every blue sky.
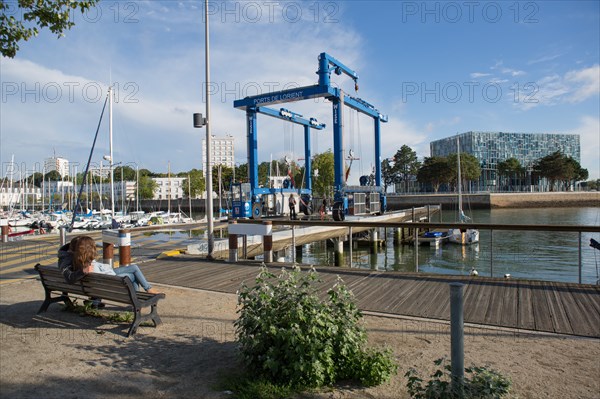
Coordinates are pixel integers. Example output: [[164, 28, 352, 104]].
[[1, 0, 599, 182]]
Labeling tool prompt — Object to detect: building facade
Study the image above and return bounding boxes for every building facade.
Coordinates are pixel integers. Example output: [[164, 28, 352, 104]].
[[201, 134, 235, 170], [152, 177, 186, 200], [44, 157, 70, 178], [430, 132, 581, 190]]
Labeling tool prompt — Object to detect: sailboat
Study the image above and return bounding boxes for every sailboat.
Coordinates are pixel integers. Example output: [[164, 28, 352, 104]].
[[448, 136, 479, 245]]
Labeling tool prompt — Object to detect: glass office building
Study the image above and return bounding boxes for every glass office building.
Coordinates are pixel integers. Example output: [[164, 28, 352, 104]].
[[430, 132, 580, 190]]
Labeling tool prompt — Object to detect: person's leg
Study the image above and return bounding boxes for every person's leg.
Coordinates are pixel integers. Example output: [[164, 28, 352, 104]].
[[114, 265, 151, 291]]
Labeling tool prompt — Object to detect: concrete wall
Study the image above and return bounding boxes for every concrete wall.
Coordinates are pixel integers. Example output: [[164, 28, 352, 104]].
[[387, 192, 599, 210]]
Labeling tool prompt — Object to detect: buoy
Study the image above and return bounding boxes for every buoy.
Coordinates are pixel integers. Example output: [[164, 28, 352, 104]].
[[504, 274, 511, 279], [470, 268, 479, 276]]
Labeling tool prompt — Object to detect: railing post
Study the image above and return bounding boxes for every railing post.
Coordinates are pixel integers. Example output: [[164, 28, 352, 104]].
[[291, 224, 296, 264], [118, 229, 131, 266], [578, 231, 582, 284], [414, 227, 419, 272], [349, 226, 353, 268], [450, 282, 465, 396], [490, 229, 494, 278]]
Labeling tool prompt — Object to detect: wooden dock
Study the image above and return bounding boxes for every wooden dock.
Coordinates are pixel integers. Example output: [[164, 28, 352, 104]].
[[139, 256, 600, 338]]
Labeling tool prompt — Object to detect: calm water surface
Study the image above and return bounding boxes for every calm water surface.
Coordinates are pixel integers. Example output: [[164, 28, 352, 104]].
[[296, 207, 600, 284], [140, 207, 600, 284]]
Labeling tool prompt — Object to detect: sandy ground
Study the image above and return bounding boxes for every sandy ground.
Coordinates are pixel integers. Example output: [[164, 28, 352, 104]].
[[1, 278, 599, 399]]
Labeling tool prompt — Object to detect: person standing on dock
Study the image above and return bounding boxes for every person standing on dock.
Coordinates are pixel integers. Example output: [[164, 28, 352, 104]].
[[289, 194, 297, 220]]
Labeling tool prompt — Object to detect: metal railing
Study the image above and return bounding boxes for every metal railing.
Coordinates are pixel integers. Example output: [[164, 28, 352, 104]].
[[235, 218, 600, 284]]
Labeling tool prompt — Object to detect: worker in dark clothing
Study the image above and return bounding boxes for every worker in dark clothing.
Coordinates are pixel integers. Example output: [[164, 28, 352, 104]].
[[289, 194, 297, 220]]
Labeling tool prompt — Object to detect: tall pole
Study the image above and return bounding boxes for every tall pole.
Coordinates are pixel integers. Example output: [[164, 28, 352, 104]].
[[136, 165, 139, 212], [109, 86, 115, 220], [204, 0, 214, 257], [188, 174, 193, 220]]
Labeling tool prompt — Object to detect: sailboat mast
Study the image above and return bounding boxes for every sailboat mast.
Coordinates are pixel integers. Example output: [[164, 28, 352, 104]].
[[108, 86, 115, 220], [456, 135, 462, 221]]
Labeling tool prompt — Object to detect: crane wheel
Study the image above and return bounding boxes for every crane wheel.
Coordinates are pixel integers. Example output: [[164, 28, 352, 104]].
[[252, 203, 262, 219], [332, 202, 345, 222]]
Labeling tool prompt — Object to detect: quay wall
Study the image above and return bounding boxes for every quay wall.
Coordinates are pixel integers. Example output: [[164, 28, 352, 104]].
[[133, 192, 598, 214], [386, 192, 599, 210]]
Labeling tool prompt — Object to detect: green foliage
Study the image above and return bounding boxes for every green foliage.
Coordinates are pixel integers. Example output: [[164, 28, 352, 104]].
[[183, 168, 205, 198], [417, 157, 453, 192], [533, 151, 588, 191], [137, 172, 157, 199], [312, 150, 335, 198], [448, 153, 481, 185], [217, 372, 297, 399], [405, 357, 511, 399], [392, 145, 422, 192], [62, 299, 134, 323], [234, 266, 397, 391], [1, 0, 99, 58]]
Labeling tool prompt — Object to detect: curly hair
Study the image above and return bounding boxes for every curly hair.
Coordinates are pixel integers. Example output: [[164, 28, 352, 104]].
[[72, 236, 97, 271]]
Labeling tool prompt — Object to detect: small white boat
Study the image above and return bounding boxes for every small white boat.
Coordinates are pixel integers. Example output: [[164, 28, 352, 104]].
[[448, 136, 479, 245]]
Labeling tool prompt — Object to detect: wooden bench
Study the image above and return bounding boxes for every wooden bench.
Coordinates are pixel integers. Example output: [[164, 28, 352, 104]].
[[34, 264, 165, 337]]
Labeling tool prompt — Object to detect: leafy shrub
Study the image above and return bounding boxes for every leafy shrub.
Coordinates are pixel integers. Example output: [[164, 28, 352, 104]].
[[234, 266, 397, 389], [405, 357, 511, 399]]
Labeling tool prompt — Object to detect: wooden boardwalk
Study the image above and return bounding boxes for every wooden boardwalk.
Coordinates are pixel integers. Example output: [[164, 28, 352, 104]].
[[139, 256, 600, 338]]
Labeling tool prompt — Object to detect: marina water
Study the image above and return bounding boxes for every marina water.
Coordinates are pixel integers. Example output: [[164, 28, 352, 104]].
[[145, 207, 600, 284], [297, 207, 600, 284]]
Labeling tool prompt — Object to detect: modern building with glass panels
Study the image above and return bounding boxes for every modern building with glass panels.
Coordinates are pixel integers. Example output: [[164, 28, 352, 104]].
[[430, 132, 580, 190]]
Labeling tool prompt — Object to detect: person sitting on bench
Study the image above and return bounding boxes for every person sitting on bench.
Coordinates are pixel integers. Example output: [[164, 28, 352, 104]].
[[59, 235, 160, 294]]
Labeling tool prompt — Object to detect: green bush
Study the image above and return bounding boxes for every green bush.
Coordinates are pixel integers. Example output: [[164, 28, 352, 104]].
[[405, 357, 511, 399], [234, 266, 397, 389]]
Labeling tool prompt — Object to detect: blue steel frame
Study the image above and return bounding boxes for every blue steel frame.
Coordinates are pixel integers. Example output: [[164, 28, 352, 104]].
[[234, 53, 387, 217]]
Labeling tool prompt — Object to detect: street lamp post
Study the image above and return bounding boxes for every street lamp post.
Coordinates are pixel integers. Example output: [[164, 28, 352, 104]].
[[193, 0, 214, 258]]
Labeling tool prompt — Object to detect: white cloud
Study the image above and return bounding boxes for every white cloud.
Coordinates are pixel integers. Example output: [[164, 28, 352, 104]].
[[514, 65, 599, 110], [572, 116, 600, 180], [470, 72, 491, 79]]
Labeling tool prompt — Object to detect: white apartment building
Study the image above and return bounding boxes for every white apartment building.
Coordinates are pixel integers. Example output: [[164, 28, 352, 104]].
[[152, 177, 185, 200], [201, 134, 235, 169], [44, 157, 70, 178]]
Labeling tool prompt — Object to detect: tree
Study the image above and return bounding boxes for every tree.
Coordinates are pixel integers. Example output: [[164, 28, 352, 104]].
[[416, 157, 452, 193], [182, 169, 205, 198], [113, 165, 136, 182], [391, 145, 421, 193], [381, 158, 396, 193], [497, 158, 525, 191], [1, 0, 99, 58], [235, 163, 249, 183], [137, 171, 157, 199], [44, 170, 62, 181], [311, 150, 334, 198], [447, 153, 481, 191], [533, 151, 587, 191]]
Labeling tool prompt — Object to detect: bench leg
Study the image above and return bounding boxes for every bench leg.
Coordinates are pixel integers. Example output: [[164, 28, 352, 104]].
[[37, 291, 73, 314], [127, 304, 162, 337]]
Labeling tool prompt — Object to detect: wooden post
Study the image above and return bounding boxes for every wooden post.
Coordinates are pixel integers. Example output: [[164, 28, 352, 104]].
[[103, 241, 114, 267], [0, 219, 8, 243], [263, 221, 273, 263], [118, 229, 131, 266], [229, 220, 238, 262]]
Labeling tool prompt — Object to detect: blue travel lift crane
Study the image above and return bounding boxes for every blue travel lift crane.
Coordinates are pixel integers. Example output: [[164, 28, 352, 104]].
[[231, 106, 326, 219], [234, 52, 388, 221]]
